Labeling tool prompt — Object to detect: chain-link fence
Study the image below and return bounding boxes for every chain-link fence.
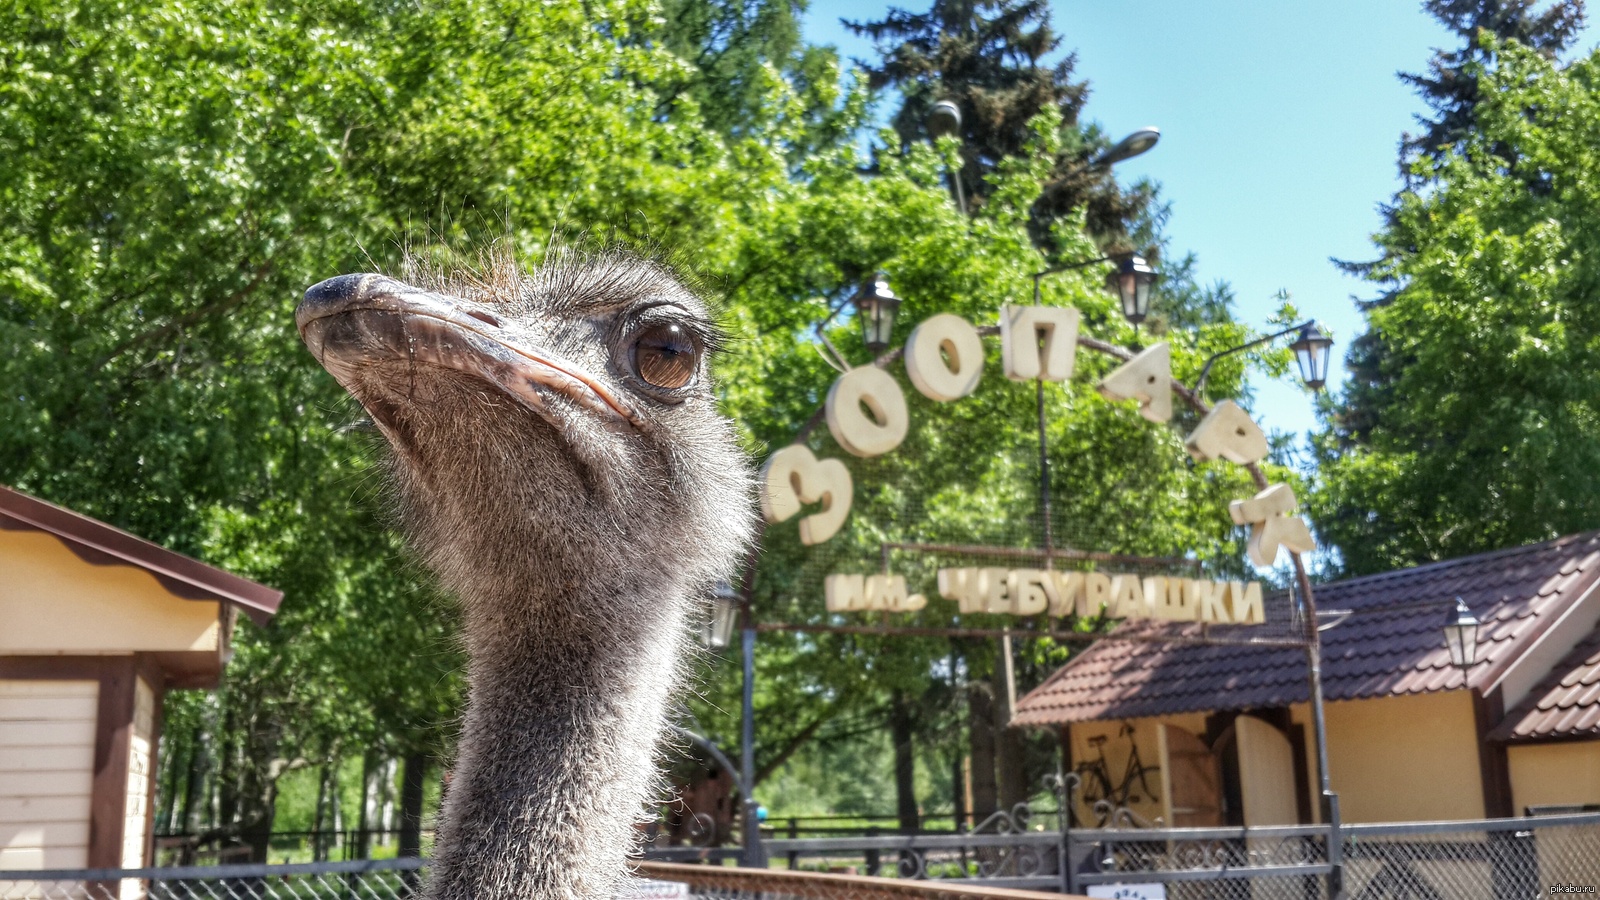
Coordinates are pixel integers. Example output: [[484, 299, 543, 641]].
[[4, 813, 1597, 900], [1071, 812, 1600, 900], [0, 858, 1066, 900]]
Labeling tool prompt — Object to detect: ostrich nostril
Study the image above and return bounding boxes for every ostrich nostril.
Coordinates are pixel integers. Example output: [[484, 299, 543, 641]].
[[464, 309, 503, 328]]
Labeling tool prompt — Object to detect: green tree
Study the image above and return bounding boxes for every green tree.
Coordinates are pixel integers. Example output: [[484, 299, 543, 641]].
[[1312, 37, 1600, 574], [1338, 0, 1584, 444]]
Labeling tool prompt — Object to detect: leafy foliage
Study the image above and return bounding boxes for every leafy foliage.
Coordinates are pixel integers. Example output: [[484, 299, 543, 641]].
[[0, 0, 1284, 837], [1313, 37, 1600, 574]]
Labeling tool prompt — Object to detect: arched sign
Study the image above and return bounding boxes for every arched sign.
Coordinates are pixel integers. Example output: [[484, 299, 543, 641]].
[[759, 301, 1314, 626]]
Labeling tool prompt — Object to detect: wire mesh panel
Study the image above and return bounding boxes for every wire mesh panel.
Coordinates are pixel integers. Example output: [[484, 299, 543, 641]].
[[1343, 816, 1600, 900], [0, 861, 424, 900]]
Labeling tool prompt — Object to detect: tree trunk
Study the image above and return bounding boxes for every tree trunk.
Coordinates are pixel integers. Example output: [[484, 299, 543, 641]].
[[313, 762, 329, 861], [993, 655, 1028, 812], [890, 693, 918, 834], [967, 681, 998, 821], [356, 752, 374, 860], [398, 750, 427, 859]]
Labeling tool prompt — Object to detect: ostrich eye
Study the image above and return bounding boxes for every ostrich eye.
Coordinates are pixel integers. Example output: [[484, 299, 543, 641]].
[[631, 322, 699, 390]]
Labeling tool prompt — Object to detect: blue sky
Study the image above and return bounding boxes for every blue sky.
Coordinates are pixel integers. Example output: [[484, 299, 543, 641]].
[[800, 0, 1594, 448]]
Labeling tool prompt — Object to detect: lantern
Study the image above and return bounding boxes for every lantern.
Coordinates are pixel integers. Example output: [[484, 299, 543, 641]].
[[1443, 597, 1481, 673], [1105, 255, 1156, 326], [1290, 322, 1334, 391], [706, 581, 741, 651], [856, 274, 902, 354]]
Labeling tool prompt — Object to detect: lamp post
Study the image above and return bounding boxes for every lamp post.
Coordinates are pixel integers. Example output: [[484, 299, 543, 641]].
[[926, 99, 1160, 219], [701, 581, 765, 867], [1191, 320, 1341, 894]]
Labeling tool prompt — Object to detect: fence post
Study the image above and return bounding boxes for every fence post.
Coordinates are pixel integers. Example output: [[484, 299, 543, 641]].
[[864, 826, 881, 876], [1324, 791, 1344, 900]]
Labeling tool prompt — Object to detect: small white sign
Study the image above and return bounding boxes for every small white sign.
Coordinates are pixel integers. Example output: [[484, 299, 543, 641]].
[[1087, 884, 1167, 900]]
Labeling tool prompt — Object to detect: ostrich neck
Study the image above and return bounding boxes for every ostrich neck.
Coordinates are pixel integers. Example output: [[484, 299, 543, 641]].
[[423, 573, 683, 900]]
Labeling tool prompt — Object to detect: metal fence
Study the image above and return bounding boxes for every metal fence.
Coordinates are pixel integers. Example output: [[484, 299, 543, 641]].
[[0, 857, 1066, 900], [1067, 812, 1600, 900], [3, 812, 1598, 900]]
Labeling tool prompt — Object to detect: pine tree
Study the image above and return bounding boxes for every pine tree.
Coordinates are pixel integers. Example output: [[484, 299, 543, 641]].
[[844, 0, 1155, 255], [1400, 0, 1585, 171]]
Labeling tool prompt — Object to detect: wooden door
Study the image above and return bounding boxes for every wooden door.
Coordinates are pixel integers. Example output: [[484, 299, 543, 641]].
[[1162, 724, 1222, 827]]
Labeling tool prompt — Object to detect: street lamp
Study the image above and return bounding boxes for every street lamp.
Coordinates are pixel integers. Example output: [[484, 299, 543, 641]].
[[856, 274, 902, 355], [705, 581, 740, 651], [1443, 597, 1482, 675], [1290, 322, 1334, 391], [928, 99, 962, 138], [1096, 126, 1161, 167], [1106, 254, 1157, 326]]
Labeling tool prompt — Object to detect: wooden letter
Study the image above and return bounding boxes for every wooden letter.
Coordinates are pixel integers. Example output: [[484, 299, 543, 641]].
[[981, 567, 1010, 613], [1000, 305, 1079, 382], [759, 444, 853, 545], [1228, 581, 1265, 624], [1007, 569, 1049, 615], [905, 314, 985, 402], [826, 366, 910, 458], [1185, 399, 1269, 465], [1097, 342, 1172, 423], [939, 568, 984, 614], [1044, 571, 1084, 617], [866, 575, 917, 612], [1188, 579, 1232, 623], [1083, 572, 1113, 616], [1110, 575, 1148, 619], [1153, 577, 1196, 621], [1229, 483, 1317, 566], [825, 573, 865, 612]]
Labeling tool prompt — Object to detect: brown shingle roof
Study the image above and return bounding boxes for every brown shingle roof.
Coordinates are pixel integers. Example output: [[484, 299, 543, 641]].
[[1013, 532, 1600, 728], [1489, 627, 1600, 742], [0, 484, 282, 624]]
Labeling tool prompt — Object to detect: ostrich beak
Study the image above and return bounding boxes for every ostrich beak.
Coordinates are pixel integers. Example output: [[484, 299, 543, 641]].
[[297, 273, 642, 432]]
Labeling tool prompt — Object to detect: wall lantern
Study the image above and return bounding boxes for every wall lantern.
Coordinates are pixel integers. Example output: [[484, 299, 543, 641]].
[[1443, 597, 1481, 674], [1105, 255, 1156, 326], [1290, 322, 1334, 391], [857, 274, 902, 354], [706, 581, 741, 651]]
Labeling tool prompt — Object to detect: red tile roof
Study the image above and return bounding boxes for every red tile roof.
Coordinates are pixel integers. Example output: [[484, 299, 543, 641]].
[[1490, 627, 1600, 742], [0, 485, 282, 624], [1013, 532, 1600, 728]]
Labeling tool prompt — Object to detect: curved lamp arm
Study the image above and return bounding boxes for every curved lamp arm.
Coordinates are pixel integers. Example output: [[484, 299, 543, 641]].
[[1193, 321, 1312, 399]]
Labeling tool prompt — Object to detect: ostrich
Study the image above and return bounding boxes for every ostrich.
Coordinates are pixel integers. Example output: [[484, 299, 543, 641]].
[[296, 250, 755, 899]]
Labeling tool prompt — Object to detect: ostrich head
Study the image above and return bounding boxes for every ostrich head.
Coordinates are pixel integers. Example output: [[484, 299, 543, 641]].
[[296, 249, 754, 899]]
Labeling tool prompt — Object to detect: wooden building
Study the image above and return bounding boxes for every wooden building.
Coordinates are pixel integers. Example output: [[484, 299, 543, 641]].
[[1013, 532, 1600, 827], [0, 486, 281, 876]]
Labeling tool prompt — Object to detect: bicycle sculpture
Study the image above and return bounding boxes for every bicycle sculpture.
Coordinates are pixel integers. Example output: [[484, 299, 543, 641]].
[[1071, 723, 1162, 827]]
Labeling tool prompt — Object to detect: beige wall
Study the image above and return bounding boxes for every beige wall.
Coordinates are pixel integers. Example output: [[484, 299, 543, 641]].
[[0, 530, 221, 654], [1318, 689, 1484, 823], [0, 680, 96, 870], [1508, 741, 1600, 813]]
